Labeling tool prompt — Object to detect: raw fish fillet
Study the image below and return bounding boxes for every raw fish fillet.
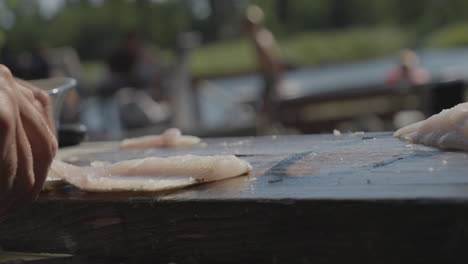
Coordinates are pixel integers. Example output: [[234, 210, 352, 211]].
[[49, 155, 252, 192], [394, 102, 468, 150], [121, 128, 201, 149]]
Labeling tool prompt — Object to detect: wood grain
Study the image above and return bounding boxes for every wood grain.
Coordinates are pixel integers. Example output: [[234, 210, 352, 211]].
[[1, 132, 468, 263]]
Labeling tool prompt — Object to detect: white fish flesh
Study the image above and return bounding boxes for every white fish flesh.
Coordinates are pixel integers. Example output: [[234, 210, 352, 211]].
[[121, 128, 201, 149], [394, 102, 468, 150], [49, 155, 252, 192]]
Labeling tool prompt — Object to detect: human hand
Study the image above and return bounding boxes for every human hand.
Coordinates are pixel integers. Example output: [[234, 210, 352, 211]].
[[0, 65, 57, 219]]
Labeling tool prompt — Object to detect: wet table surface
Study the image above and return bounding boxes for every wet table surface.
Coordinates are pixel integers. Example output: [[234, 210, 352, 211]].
[[2, 132, 468, 263]]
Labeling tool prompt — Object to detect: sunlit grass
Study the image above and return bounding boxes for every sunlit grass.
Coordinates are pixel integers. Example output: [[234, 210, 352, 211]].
[[281, 27, 410, 66], [190, 39, 256, 77], [427, 23, 468, 48], [190, 27, 410, 77]]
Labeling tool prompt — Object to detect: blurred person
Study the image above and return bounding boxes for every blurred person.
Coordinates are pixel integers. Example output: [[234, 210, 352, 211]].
[[98, 32, 162, 98], [243, 5, 283, 134], [96, 32, 164, 137], [12, 43, 51, 80], [0, 65, 57, 219], [386, 50, 430, 129], [386, 49, 430, 87]]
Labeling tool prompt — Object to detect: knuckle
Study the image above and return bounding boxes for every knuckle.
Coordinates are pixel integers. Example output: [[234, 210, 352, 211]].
[[27, 83, 50, 102], [0, 65, 13, 78], [36, 88, 50, 101], [23, 88, 35, 101], [41, 94, 52, 107], [33, 88, 53, 115]]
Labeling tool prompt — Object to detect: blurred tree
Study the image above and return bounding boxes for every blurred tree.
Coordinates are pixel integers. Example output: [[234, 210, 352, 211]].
[[276, 0, 289, 22], [1, 0, 468, 63], [0, 30, 4, 48], [2, 0, 193, 59]]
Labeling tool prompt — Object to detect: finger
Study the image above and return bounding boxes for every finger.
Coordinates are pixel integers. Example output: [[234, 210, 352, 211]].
[[16, 82, 46, 120], [0, 91, 18, 206], [1, 120, 35, 216], [16, 82, 53, 131], [17, 87, 57, 151], [17, 96, 57, 202], [16, 79, 56, 133], [0, 68, 19, 216], [0, 132, 18, 214]]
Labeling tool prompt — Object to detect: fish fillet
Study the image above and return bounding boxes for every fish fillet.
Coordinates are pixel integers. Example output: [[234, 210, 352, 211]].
[[394, 102, 468, 150], [121, 128, 201, 149], [49, 155, 252, 192]]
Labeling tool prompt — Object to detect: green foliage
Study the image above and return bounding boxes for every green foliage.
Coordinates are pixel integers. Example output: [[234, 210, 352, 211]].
[[281, 27, 410, 66], [190, 39, 255, 77], [189, 27, 409, 78], [0, 30, 4, 48], [5, 0, 468, 80], [3, 0, 191, 59], [427, 23, 468, 48]]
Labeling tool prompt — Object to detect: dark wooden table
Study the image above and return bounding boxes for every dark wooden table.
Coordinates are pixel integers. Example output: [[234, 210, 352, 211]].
[[1, 132, 468, 263]]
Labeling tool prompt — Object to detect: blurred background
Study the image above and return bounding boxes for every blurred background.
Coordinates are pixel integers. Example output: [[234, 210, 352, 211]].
[[1, 0, 467, 142]]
